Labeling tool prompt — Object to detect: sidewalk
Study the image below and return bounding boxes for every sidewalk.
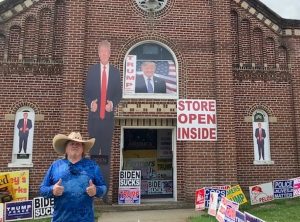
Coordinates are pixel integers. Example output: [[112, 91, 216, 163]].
[[98, 208, 202, 222]]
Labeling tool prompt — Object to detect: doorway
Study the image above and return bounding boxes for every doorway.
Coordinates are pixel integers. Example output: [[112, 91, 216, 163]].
[[121, 127, 176, 200]]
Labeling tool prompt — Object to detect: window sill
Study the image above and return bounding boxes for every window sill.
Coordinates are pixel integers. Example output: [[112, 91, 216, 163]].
[[8, 162, 33, 168]]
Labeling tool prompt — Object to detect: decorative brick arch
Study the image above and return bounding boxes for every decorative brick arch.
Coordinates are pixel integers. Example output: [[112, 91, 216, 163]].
[[22, 14, 37, 24], [9, 101, 41, 115], [116, 34, 187, 98], [7, 21, 22, 31], [37, 4, 54, 13], [247, 104, 274, 117]]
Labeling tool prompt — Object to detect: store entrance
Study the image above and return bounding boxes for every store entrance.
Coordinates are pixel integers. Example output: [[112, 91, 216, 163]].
[[122, 128, 174, 199]]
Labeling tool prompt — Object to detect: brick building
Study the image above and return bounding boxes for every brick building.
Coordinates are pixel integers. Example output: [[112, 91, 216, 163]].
[[0, 0, 300, 204]]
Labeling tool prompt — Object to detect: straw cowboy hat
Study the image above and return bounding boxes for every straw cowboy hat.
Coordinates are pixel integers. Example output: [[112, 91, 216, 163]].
[[53, 132, 95, 155]]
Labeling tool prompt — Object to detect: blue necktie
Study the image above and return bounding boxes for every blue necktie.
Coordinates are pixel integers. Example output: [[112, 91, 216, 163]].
[[147, 78, 154, 93]]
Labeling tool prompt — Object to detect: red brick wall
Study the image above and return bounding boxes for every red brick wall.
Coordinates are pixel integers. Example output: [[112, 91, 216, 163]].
[[23, 16, 37, 59], [0, 0, 299, 204], [231, 2, 300, 189], [234, 81, 298, 186], [8, 25, 21, 59], [0, 0, 63, 197]]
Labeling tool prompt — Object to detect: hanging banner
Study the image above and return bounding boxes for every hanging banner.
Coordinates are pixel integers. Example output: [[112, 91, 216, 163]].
[[177, 99, 217, 141], [124, 55, 137, 94]]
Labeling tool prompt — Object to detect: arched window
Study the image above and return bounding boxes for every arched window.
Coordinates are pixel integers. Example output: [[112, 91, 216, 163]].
[[123, 41, 178, 99], [252, 110, 272, 164]]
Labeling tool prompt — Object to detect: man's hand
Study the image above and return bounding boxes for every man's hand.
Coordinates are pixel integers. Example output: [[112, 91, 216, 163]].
[[91, 99, 98, 112], [86, 179, 96, 197], [105, 100, 113, 112], [53, 179, 64, 196]]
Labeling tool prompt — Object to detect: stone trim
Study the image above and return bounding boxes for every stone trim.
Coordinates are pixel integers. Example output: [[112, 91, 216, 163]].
[[244, 116, 277, 123], [232, 0, 300, 36], [5, 113, 44, 121], [0, 0, 41, 23], [115, 118, 176, 126], [120, 103, 176, 113]]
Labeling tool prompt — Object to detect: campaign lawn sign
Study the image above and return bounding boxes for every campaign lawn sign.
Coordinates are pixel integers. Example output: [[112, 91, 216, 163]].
[[215, 196, 228, 222], [205, 187, 227, 208], [177, 99, 217, 141], [208, 192, 219, 216], [5, 200, 33, 221], [0, 203, 3, 222], [249, 182, 274, 205], [226, 185, 247, 205], [291, 177, 300, 197], [211, 185, 231, 190], [118, 170, 141, 204], [235, 210, 245, 222], [224, 198, 239, 222], [273, 180, 294, 199], [33, 197, 54, 219], [0, 174, 14, 203], [244, 212, 265, 222], [195, 188, 205, 211], [0, 170, 29, 201]]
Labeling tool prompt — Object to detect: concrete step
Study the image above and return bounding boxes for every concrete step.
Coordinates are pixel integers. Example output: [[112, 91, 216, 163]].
[[95, 200, 194, 212]]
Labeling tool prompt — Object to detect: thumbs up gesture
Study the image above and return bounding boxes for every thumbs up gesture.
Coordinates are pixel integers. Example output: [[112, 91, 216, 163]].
[[86, 179, 96, 197], [53, 179, 64, 196]]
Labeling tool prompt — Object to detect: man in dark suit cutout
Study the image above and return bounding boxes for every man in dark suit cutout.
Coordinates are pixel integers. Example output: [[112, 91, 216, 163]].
[[84, 40, 122, 201], [17, 112, 32, 153], [135, 61, 167, 93], [255, 122, 266, 160]]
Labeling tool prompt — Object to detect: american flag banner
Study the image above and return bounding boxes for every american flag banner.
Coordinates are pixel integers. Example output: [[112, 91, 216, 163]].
[[136, 60, 177, 94]]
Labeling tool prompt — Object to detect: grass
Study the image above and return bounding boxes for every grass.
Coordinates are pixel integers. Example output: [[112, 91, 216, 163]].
[[188, 198, 300, 222], [22, 219, 51, 222], [20, 212, 101, 222]]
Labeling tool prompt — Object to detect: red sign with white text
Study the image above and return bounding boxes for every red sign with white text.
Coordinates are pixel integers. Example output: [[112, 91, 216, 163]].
[[195, 188, 205, 211]]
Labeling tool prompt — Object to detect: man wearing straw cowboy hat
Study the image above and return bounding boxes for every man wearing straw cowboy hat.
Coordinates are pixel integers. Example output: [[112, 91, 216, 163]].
[[40, 132, 107, 222]]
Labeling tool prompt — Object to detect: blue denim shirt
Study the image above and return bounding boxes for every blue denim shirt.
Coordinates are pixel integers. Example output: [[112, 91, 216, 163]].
[[40, 158, 107, 222]]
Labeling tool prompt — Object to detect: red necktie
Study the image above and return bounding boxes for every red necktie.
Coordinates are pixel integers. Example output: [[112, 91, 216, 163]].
[[259, 128, 262, 141], [23, 119, 27, 133], [100, 65, 107, 119]]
